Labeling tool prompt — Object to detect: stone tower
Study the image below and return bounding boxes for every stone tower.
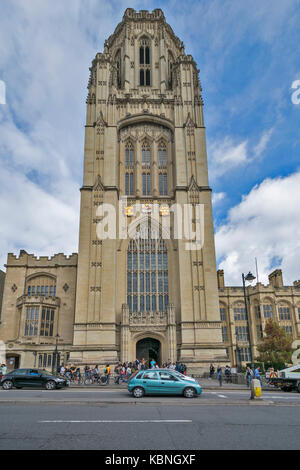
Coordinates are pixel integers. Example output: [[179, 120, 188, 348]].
[[70, 8, 227, 372]]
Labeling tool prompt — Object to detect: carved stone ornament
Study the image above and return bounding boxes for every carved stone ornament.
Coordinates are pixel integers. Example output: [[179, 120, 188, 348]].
[[129, 311, 167, 325]]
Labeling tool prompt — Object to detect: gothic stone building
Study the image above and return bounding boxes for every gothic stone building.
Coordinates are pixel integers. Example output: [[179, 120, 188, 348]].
[[0, 9, 299, 372]]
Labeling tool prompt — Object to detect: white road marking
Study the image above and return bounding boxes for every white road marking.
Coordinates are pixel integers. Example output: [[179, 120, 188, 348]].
[[218, 395, 227, 398], [38, 420, 192, 423]]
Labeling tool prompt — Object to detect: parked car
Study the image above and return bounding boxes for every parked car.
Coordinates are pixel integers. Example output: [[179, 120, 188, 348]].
[[0, 368, 70, 390], [128, 369, 202, 398]]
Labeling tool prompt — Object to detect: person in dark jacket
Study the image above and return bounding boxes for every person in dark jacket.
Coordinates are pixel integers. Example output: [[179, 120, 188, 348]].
[[217, 366, 223, 387]]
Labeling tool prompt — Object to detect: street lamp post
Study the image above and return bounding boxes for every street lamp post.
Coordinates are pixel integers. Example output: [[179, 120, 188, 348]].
[[52, 334, 60, 375], [235, 330, 242, 372], [242, 271, 256, 366]]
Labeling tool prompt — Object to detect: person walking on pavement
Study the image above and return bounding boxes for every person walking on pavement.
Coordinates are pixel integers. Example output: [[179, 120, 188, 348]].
[[246, 366, 254, 387], [209, 364, 215, 378], [217, 366, 223, 387], [254, 366, 262, 387], [114, 364, 121, 384], [224, 365, 231, 384], [104, 364, 111, 384]]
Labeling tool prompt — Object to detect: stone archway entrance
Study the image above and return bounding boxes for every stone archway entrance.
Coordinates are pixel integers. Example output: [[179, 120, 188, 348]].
[[6, 354, 20, 370], [136, 338, 161, 366]]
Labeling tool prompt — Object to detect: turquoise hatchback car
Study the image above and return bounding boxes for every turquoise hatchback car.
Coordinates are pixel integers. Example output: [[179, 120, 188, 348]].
[[128, 369, 202, 398]]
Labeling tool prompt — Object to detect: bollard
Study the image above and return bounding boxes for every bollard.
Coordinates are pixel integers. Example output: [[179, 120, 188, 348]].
[[250, 379, 262, 400]]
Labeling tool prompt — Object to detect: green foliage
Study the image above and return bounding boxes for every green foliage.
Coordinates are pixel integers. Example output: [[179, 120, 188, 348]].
[[256, 319, 293, 366]]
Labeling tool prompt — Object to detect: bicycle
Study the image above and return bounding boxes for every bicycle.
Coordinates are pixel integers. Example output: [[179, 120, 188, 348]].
[[84, 374, 101, 385], [98, 375, 110, 386]]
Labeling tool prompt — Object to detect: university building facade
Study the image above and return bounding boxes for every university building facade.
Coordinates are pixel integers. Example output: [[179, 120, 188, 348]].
[[0, 9, 299, 372]]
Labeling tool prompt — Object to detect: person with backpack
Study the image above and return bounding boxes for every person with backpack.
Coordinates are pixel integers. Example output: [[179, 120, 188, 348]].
[[225, 365, 232, 383], [104, 364, 111, 384]]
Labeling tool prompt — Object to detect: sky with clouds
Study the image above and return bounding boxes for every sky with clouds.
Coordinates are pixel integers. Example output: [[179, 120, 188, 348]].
[[0, 0, 299, 287]]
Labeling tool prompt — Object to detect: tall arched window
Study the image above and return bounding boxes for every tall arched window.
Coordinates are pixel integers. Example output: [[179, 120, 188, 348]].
[[127, 226, 169, 314], [139, 37, 151, 86], [24, 274, 57, 338], [115, 49, 122, 89], [125, 142, 134, 196], [158, 142, 168, 196], [142, 141, 151, 195]]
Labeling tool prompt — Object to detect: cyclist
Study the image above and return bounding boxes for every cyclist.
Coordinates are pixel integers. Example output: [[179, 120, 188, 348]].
[[70, 365, 76, 379], [65, 367, 72, 380], [92, 365, 100, 382], [75, 367, 81, 383]]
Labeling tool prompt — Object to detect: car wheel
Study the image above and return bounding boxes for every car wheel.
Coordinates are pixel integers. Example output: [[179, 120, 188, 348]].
[[183, 387, 196, 398], [45, 380, 56, 390], [297, 383, 300, 393], [132, 387, 145, 398], [2, 380, 13, 390]]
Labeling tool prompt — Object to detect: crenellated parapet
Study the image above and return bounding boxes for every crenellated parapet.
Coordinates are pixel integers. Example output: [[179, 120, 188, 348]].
[[6, 251, 78, 268]]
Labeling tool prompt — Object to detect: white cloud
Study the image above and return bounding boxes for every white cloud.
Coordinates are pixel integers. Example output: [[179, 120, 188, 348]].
[[208, 128, 274, 181], [212, 192, 226, 205], [254, 128, 274, 158], [209, 137, 249, 179], [0, 167, 79, 270], [215, 170, 300, 286]]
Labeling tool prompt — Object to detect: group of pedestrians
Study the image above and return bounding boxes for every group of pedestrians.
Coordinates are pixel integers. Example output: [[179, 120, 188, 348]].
[[113, 358, 188, 383], [161, 361, 187, 374], [209, 363, 264, 388], [209, 364, 233, 387], [56, 359, 189, 386], [246, 366, 262, 387]]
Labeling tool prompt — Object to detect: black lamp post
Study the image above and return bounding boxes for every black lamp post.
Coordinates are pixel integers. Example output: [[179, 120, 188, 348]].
[[235, 330, 241, 373], [242, 271, 256, 366], [52, 334, 60, 375]]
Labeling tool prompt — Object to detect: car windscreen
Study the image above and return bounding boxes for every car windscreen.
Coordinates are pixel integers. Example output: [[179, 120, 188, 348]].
[[172, 371, 191, 379]]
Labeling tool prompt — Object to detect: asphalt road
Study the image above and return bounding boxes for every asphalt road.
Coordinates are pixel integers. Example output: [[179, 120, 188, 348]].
[[0, 389, 300, 450], [0, 400, 300, 450], [1, 388, 300, 405]]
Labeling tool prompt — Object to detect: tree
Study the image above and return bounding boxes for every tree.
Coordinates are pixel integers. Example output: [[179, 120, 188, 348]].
[[256, 319, 293, 368]]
